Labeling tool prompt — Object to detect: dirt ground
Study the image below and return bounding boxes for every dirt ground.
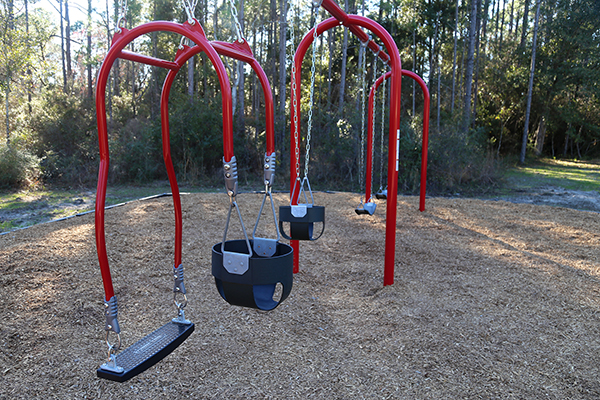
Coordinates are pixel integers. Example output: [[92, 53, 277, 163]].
[[1, 191, 600, 399]]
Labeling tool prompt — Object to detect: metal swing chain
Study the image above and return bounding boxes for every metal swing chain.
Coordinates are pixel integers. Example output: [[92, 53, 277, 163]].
[[358, 38, 368, 192], [226, 0, 245, 43], [289, 0, 300, 180], [379, 68, 388, 191], [304, 0, 322, 180], [182, 0, 199, 24], [116, 0, 128, 33], [369, 55, 378, 199]]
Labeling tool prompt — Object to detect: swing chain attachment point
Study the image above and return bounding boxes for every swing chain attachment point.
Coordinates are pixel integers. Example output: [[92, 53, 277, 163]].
[[227, 0, 245, 43], [182, 0, 199, 25], [115, 0, 128, 34], [101, 296, 123, 372], [253, 152, 280, 257], [221, 156, 252, 275], [172, 265, 191, 324]]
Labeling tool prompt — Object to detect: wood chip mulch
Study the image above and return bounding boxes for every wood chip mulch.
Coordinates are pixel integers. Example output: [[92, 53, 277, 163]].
[[1, 192, 600, 399]]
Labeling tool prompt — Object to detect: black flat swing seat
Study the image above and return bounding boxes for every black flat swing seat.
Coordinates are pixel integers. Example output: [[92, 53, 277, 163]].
[[375, 189, 387, 200], [212, 239, 294, 311], [278, 204, 325, 241], [97, 321, 195, 382], [355, 201, 377, 215]]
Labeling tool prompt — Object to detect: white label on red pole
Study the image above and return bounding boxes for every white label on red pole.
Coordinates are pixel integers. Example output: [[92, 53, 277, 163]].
[[395, 129, 400, 172]]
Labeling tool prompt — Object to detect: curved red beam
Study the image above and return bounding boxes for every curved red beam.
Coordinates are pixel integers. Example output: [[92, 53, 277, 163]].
[[160, 41, 275, 269], [95, 20, 232, 301]]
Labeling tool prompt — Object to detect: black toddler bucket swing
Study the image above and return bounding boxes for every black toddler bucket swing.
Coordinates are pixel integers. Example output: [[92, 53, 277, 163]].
[[279, 176, 325, 241], [212, 155, 293, 311]]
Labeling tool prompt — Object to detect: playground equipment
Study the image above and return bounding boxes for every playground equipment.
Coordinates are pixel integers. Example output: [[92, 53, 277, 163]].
[[356, 47, 379, 216], [279, 10, 326, 241], [93, 0, 291, 382], [364, 70, 431, 213], [207, 3, 293, 312], [288, 0, 429, 283]]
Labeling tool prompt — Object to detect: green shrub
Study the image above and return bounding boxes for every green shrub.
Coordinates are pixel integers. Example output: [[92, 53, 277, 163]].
[[0, 145, 41, 188]]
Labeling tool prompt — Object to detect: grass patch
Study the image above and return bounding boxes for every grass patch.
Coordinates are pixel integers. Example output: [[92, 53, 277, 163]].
[[502, 158, 600, 193], [0, 182, 210, 233]]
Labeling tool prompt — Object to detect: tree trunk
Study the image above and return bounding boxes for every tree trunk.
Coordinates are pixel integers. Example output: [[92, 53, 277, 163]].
[[237, 0, 245, 133], [327, 29, 334, 111], [270, 0, 277, 97], [413, 29, 416, 117], [534, 115, 546, 155], [499, 0, 505, 51], [463, 0, 479, 134], [338, 0, 349, 114], [65, 0, 72, 90], [60, 0, 67, 93], [25, 0, 33, 113], [473, 0, 489, 123], [87, 0, 93, 98], [5, 0, 13, 145], [451, 0, 460, 113], [520, 0, 530, 48], [518, 0, 541, 164], [188, 57, 194, 101], [508, 0, 514, 37], [278, 0, 288, 142], [437, 63, 441, 132]]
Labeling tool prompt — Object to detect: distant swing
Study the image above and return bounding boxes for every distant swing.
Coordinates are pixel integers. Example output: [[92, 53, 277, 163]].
[[279, 7, 325, 241]]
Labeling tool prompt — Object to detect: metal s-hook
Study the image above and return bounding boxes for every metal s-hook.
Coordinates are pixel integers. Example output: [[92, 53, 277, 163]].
[[221, 156, 252, 274], [253, 152, 280, 257]]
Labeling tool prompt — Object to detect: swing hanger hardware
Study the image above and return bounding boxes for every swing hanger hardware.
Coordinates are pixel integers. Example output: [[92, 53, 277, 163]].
[[115, 0, 128, 34], [172, 264, 191, 324], [226, 0, 245, 43], [182, 0, 199, 25], [179, 36, 190, 50], [221, 156, 252, 275], [253, 153, 280, 257]]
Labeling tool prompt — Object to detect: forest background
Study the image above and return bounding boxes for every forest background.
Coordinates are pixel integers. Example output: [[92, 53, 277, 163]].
[[0, 0, 598, 195]]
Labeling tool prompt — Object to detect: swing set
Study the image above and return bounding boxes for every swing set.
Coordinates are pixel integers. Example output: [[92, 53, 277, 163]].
[[92, 0, 429, 383]]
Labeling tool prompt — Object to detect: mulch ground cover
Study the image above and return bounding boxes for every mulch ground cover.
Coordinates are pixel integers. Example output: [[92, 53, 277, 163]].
[[1, 192, 599, 399]]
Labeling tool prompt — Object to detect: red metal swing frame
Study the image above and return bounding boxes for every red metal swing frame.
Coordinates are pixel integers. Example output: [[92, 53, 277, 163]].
[[363, 70, 430, 212], [289, 0, 429, 286], [95, 19, 275, 302]]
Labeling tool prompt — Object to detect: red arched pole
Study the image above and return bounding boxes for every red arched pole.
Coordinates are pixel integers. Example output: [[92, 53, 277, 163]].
[[95, 20, 232, 301], [401, 70, 430, 212], [160, 40, 276, 270], [364, 70, 430, 212], [290, 11, 402, 286]]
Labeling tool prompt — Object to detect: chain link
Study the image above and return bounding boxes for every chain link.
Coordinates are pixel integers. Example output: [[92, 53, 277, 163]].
[[358, 40, 367, 191], [182, 0, 199, 24], [379, 69, 388, 190], [227, 0, 245, 42], [290, 0, 300, 179], [115, 0, 128, 33], [304, 1, 322, 179], [369, 56, 378, 194]]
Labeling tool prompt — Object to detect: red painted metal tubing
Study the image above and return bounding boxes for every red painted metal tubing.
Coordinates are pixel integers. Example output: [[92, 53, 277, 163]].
[[95, 19, 232, 301], [401, 70, 430, 212], [160, 42, 276, 269], [118, 50, 180, 70], [289, 12, 402, 286], [364, 71, 391, 205]]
